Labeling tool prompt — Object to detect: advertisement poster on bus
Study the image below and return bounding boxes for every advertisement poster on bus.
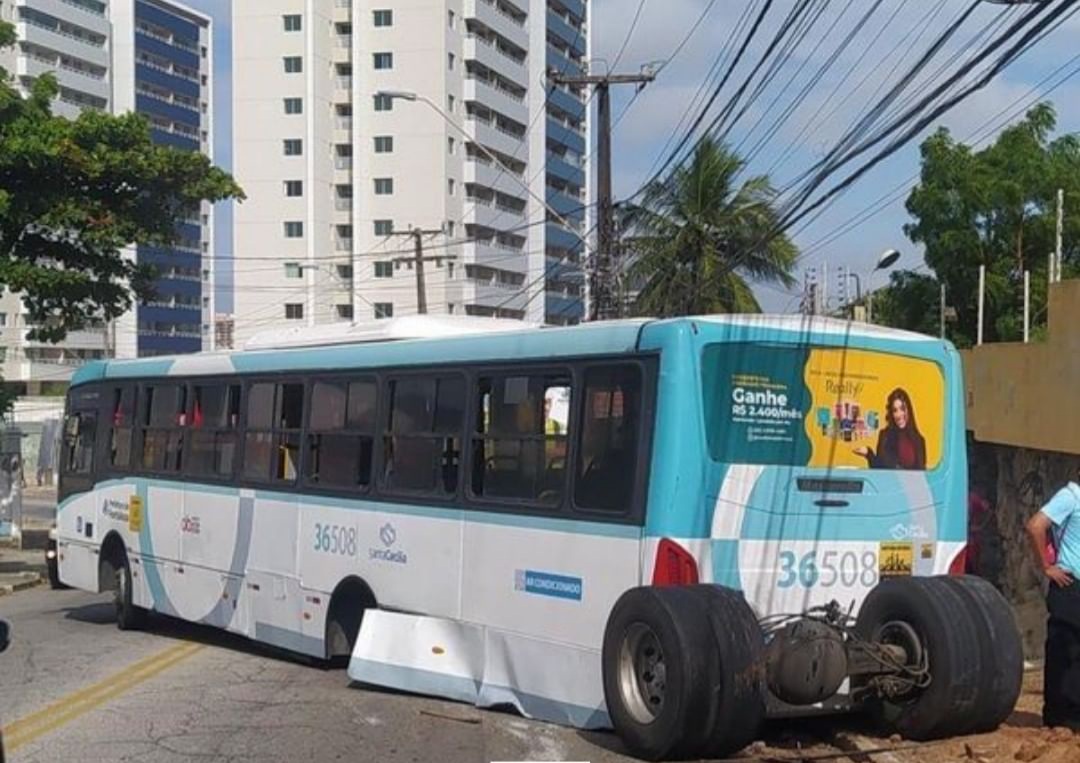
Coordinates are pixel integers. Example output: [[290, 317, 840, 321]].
[[703, 344, 944, 470]]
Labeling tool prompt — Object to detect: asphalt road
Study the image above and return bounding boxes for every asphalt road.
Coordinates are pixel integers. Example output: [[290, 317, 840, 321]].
[[0, 586, 640, 763]]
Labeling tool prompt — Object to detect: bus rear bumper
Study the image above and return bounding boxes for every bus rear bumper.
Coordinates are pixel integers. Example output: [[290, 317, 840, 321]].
[[348, 609, 611, 730]]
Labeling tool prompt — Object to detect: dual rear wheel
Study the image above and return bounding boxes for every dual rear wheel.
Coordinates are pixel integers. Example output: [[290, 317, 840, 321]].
[[602, 576, 1023, 761]]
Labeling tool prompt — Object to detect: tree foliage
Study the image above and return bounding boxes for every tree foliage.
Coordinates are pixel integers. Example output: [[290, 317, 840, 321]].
[[624, 138, 797, 317], [0, 21, 243, 344], [886, 103, 1080, 346]]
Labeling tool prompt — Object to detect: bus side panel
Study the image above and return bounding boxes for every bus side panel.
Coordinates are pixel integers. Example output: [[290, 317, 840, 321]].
[[461, 518, 642, 651]]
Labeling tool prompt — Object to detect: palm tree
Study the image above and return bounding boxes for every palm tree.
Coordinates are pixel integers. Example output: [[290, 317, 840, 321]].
[[624, 138, 797, 317]]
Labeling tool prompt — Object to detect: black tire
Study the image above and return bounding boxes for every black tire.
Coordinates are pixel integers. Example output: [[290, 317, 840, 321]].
[[941, 575, 1023, 733], [603, 586, 719, 760], [324, 607, 363, 667], [47, 556, 65, 590], [602, 585, 764, 761], [854, 576, 981, 740], [689, 585, 767, 758], [106, 555, 146, 631]]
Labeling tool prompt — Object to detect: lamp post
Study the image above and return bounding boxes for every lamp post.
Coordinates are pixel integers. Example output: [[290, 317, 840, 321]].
[[865, 248, 900, 324]]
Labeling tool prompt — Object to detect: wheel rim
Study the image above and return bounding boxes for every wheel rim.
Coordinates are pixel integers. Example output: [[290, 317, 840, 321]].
[[617, 622, 667, 724], [874, 619, 927, 704]]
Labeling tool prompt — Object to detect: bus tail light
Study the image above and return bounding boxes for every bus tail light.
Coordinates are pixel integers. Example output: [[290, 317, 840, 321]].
[[652, 538, 699, 587], [947, 545, 968, 576]]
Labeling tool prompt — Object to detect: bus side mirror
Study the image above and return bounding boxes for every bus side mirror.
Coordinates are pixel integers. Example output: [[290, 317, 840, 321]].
[[0, 619, 9, 653]]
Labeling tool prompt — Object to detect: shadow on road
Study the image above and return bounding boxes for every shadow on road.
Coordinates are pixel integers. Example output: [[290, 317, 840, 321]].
[[62, 601, 116, 625]]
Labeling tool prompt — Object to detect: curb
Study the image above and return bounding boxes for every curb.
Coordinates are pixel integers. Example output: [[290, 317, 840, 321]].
[[0, 573, 42, 596]]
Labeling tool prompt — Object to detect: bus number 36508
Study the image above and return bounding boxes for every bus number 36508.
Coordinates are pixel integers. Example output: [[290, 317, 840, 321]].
[[313, 523, 358, 557]]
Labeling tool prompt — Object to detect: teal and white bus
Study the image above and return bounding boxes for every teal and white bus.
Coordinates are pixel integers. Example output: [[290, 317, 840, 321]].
[[57, 315, 1020, 760]]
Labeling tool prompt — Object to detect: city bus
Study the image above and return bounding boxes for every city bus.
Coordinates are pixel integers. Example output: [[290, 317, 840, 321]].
[[56, 315, 1021, 760]]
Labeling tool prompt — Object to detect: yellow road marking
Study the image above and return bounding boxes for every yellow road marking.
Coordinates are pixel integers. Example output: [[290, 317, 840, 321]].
[[3, 641, 203, 752]]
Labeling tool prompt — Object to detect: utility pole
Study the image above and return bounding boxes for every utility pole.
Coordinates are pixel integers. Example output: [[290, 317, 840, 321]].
[[389, 226, 449, 315], [549, 70, 655, 321], [940, 283, 946, 340], [1055, 188, 1064, 283]]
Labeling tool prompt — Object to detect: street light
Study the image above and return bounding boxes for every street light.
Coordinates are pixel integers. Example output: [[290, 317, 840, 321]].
[[866, 248, 901, 323]]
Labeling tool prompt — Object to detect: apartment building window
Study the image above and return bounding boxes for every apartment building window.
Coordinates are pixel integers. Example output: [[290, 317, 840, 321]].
[[337, 265, 354, 280], [284, 97, 303, 115], [283, 138, 302, 155], [0, 313, 6, 327], [374, 220, 393, 236], [285, 180, 303, 197], [374, 178, 394, 195], [447, 221, 456, 237], [284, 221, 304, 238], [447, 94, 455, 113], [448, 137, 455, 155], [448, 53, 455, 71], [448, 179, 456, 196], [373, 52, 393, 70], [374, 303, 393, 319], [285, 304, 304, 320], [336, 304, 354, 320], [374, 93, 393, 112], [374, 262, 393, 278], [374, 136, 393, 153], [283, 14, 301, 32], [373, 9, 392, 26], [284, 262, 302, 279], [284, 56, 303, 74], [448, 10, 455, 28]]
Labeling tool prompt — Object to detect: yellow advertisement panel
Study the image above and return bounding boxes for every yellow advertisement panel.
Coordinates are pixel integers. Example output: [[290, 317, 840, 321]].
[[803, 348, 944, 470]]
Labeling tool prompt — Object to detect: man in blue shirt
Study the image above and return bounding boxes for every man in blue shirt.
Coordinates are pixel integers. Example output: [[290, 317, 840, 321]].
[[1027, 476, 1080, 729]]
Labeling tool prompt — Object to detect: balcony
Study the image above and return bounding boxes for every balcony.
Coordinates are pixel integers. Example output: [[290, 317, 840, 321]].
[[547, 10, 585, 58], [466, 114, 525, 158], [137, 93, 200, 127], [546, 117, 585, 154], [550, 0, 586, 25], [546, 44, 585, 79], [464, 35, 527, 92], [463, 76, 527, 127], [335, 198, 353, 212], [545, 290, 583, 320], [466, 160, 528, 201], [546, 187, 585, 222], [136, 62, 200, 98], [546, 152, 585, 187], [548, 86, 586, 123], [336, 238, 353, 252], [545, 254, 584, 282], [16, 21, 108, 68], [546, 222, 584, 253], [464, 0, 528, 51]]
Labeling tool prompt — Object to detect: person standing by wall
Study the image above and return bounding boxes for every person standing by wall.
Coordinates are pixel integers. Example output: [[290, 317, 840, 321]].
[[1026, 472, 1080, 729]]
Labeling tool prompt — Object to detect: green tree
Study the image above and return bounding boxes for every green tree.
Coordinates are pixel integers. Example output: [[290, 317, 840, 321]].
[[0, 22, 243, 348], [624, 138, 797, 317], [868, 270, 943, 338], [897, 103, 1080, 346]]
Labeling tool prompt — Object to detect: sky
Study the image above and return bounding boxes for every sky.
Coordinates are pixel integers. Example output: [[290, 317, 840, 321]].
[[588, 0, 1080, 313], [193, 1, 1079, 318]]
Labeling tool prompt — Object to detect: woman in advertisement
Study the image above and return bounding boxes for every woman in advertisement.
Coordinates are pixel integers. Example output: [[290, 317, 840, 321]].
[[854, 387, 927, 470]]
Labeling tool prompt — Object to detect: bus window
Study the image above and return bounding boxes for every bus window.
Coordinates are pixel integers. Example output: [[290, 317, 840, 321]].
[[470, 374, 571, 506], [188, 384, 241, 478], [383, 375, 463, 495], [243, 382, 304, 482], [574, 365, 643, 513], [62, 411, 97, 476], [140, 385, 187, 472], [108, 385, 135, 469], [306, 379, 375, 489]]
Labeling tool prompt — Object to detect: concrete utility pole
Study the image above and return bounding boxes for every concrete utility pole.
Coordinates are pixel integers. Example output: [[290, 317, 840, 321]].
[[388, 227, 449, 315], [1055, 188, 1064, 283], [549, 71, 655, 321]]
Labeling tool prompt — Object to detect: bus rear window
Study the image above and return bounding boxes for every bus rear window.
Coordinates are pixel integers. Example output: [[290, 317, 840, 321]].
[[701, 343, 945, 470]]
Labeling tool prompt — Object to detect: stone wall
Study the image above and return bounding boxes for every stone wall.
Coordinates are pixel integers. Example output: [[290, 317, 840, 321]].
[[969, 439, 1080, 658]]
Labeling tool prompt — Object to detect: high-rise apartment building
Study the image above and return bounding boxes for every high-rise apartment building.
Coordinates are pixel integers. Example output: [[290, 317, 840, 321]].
[[0, 0, 213, 392], [231, 0, 589, 347], [111, 0, 214, 356]]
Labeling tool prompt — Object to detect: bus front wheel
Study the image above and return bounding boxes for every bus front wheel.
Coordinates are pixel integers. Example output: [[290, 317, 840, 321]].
[[601, 585, 764, 761]]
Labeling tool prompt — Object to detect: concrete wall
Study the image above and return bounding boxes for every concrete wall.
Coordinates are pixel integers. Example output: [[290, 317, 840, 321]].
[[962, 279, 1080, 455]]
